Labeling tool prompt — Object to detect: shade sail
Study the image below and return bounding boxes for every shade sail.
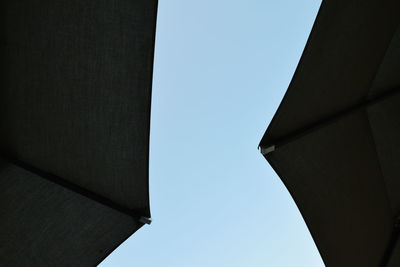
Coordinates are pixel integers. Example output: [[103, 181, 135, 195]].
[[259, 0, 400, 266], [0, 0, 157, 266]]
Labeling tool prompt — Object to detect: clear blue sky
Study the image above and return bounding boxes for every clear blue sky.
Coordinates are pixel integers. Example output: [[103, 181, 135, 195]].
[[100, 0, 323, 266]]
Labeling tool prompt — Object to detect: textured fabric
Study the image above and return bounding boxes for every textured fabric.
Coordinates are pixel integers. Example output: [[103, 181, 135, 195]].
[[368, 26, 400, 98], [267, 111, 392, 266], [260, 0, 400, 266], [388, 238, 400, 267], [0, 0, 157, 265], [0, 159, 142, 267], [0, 0, 157, 215], [367, 94, 400, 216], [259, 0, 400, 147]]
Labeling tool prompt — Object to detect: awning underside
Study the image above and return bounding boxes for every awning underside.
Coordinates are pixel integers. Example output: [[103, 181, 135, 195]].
[[0, 158, 142, 267], [260, 1, 400, 266], [0, 0, 157, 265]]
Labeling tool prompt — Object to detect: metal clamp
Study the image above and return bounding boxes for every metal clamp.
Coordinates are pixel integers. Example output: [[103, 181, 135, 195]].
[[260, 145, 275, 155], [139, 216, 152, 225]]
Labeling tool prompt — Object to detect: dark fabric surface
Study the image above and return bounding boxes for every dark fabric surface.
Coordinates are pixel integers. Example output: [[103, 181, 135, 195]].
[[388, 236, 400, 267], [260, 0, 400, 148], [0, 0, 157, 265], [0, 0, 157, 215], [260, 0, 400, 266], [368, 25, 400, 98], [367, 94, 400, 217], [267, 111, 392, 266], [0, 159, 142, 267]]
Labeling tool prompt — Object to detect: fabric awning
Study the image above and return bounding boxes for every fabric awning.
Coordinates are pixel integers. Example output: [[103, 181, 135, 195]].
[[259, 0, 400, 266], [0, 1, 157, 265]]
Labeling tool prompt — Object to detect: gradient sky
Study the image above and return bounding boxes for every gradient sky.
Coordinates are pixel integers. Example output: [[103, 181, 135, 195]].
[[100, 0, 324, 266]]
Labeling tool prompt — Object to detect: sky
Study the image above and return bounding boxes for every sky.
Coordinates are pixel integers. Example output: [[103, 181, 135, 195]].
[[100, 0, 323, 266]]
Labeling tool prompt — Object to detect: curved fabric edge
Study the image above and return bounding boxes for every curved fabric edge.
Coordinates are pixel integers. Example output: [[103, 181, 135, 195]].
[[259, 0, 400, 148], [0, 159, 144, 267]]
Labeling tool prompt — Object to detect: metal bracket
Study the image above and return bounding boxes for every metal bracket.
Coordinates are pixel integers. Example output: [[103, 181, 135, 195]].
[[260, 145, 275, 155], [139, 216, 152, 225]]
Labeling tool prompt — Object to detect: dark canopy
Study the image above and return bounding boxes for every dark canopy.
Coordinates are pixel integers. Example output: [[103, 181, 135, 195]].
[[0, 0, 157, 266], [260, 0, 400, 266]]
